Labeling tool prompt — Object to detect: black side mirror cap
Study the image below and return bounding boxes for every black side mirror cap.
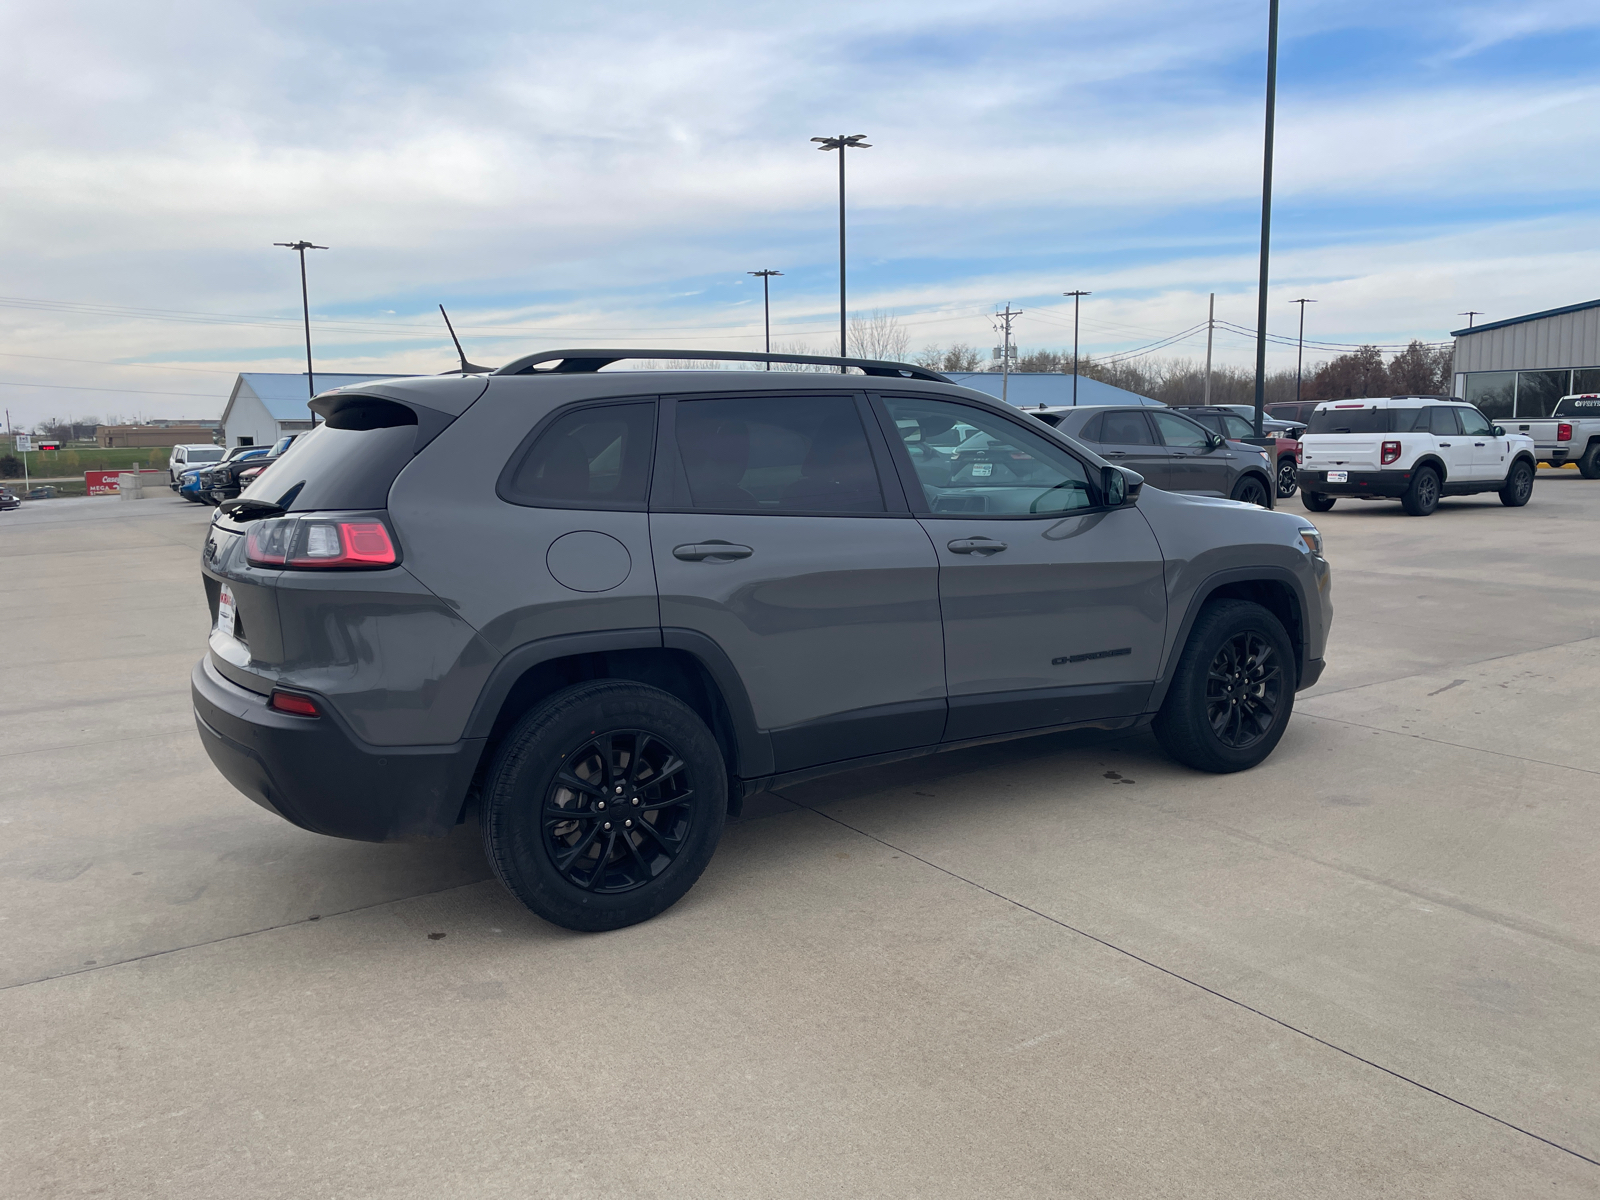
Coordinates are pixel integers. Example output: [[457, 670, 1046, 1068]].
[[1103, 465, 1142, 506], [1492, 425, 1505, 436]]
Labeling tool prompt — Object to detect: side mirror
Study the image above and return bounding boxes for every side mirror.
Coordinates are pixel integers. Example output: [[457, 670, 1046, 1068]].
[[1103, 465, 1141, 506], [1492, 425, 1505, 436], [1207, 433, 1225, 451]]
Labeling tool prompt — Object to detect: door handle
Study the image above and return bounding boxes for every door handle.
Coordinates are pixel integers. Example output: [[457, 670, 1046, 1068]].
[[947, 537, 1008, 555], [1474, 442, 1486, 447], [1438, 442, 1451, 447], [672, 541, 752, 562], [1103, 450, 1127, 458]]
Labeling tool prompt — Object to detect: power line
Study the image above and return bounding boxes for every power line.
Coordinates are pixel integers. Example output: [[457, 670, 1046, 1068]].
[[0, 379, 222, 398]]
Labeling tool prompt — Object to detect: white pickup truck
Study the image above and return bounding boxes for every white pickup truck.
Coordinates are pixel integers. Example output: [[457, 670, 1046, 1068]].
[[1504, 394, 1600, 478]]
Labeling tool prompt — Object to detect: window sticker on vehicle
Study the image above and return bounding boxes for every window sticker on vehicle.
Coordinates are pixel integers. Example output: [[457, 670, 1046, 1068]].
[[1326, 471, 1348, 483], [215, 584, 237, 638], [970, 463, 993, 476]]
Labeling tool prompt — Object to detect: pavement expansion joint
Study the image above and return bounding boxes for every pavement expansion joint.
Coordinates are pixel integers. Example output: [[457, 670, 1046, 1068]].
[[779, 792, 1600, 1171], [1297, 710, 1600, 779]]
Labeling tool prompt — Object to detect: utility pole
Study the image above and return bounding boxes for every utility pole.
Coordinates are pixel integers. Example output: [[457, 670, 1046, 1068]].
[[1251, 0, 1279, 439], [274, 240, 328, 402], [1203, 292, 1215, 405], [811, 134, 871, 372], [1291, 298, 1317, 403], [1458, 311, 1482, 328], [748, 270, 782, 369], [1063, 290, 1091, 405], [993, 304, 1022, 404]]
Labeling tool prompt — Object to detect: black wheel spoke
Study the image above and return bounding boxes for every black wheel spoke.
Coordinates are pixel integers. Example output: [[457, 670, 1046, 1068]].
[[556, 823, 602, 874], [639, 788, 692, 811], [555, 769, 604, 798], [621, 830, 655, 881], [583, 831, 618, 890], [544, 802, 596, 820], [632, 815, 678, 859]]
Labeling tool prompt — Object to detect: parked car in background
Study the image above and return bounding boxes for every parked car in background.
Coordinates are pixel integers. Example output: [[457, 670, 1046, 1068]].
[[1502, 393, 1600, 477], [0, 486, 20, 511], [1202, 404, 1306, 437], [1266, 400, 1322, 427], [1169, 405, 1302, 498], [168, 443, 225, 486], [1297, 397, 1536, 515], [200, 435, 297, 505], [1038, 405, 1276, 507], [188, 447, 269, 504], [172, 444, 262, 493], [193, 351, 1330, 932]]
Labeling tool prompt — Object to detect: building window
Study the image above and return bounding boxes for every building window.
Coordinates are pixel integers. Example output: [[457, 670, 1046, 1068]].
[[1515, 370, 1571, 418], [1463, 372, 1515, 420], [1573, 368, 1600, 395]]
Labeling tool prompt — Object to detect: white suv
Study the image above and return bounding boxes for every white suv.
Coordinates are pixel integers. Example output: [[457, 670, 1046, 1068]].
[[1296, 396, 1536, 516], [168, 443, 225, 486]]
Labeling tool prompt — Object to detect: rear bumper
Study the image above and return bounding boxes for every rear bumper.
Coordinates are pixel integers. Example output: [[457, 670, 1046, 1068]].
[[191, 657, 484, 842], [1296, 469, 1410, 497]]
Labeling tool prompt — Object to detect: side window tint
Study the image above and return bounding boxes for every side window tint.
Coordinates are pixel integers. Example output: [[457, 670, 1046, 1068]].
[[1149, 411, 1210, 449], [1099, 411, 1155, 445], [674, 395, 884, 513], [882, 396, 1099, 516], [1428, 406, 1460, 436], [1078, 414, 1105, 442], [1222, 413, 1256, 439], [504, 402, 655, 508], [1456, 407, 1494, 436]]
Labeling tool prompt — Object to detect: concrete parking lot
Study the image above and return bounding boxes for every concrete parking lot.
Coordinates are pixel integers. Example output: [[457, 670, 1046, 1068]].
[[3, 479, 1598, 1197]]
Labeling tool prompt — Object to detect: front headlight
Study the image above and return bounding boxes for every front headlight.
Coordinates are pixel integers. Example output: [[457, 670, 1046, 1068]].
[[1297, 524, 1323, 556]]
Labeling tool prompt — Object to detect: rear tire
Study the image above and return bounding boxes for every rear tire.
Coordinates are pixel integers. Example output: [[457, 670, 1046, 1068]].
[[1276, 458, 1298, 498], [1230, 474, 1272, 508], [1498, 459, 1534, 507], [1153, 599, 1296, 773], [480, 680, 727, 932], [1301, 492, 1335, 512], [1401, 466, 1440, 516], [1579, 444, 1600, 480]]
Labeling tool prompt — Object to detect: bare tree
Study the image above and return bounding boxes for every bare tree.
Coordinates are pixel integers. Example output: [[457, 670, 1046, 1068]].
[[911, 343, 982, 372], [848, 310, 909, 361]]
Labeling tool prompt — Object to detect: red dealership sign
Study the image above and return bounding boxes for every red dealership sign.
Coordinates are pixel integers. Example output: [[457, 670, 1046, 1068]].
[[85, 471, 122, 496]]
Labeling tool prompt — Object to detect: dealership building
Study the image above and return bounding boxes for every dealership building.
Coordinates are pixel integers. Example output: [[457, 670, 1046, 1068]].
[[219, 372, 410, 447], [1452, 299, 1600, 419]]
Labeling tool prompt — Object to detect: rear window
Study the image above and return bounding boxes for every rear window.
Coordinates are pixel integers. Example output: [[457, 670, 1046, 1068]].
[[240, 398, 429, 511], [1307, 407, 1421, 434], [1553, 395, 1600, 417], [186, 448, 223, 464]]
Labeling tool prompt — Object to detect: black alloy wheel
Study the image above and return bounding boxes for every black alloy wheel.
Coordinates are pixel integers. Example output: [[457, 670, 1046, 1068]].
[[1276, 458, 1298, 498], [1231, 475, 1272, 508], [1153, 598, 1296, 772], [1499, 459, 1534, 507], [481, 680, 727, 932], [541, 729, 696, 894], [1401, 466, 1440, 516]]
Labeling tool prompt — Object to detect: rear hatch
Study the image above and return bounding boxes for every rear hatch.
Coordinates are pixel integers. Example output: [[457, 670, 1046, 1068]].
[[1299, 404, 1405, 470], [201, 382, 485, 695]]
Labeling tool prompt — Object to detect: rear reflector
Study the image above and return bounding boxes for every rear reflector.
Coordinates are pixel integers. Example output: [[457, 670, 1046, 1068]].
[[1557, 423, 1573, 442], [1381, 440, 1401, 465], [269, 690, 320, 717]]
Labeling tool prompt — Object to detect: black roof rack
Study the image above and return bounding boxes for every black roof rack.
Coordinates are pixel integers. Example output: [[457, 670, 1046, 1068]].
[[492, 348, 951, 383]]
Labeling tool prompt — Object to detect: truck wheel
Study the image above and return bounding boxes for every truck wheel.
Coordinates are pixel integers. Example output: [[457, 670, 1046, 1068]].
[[1276, 458, 1298, 498], [1580, 445, 1600, 480], [1301, 492, 1335, 512], [1400, 466, 1440, 516], [481, 680, 727, 932], [1499, 459, 1534, 507], [1153, 599, 1296, 773]]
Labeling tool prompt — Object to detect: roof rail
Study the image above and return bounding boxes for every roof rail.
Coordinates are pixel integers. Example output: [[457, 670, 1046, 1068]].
[[492, 348, 951, 383]]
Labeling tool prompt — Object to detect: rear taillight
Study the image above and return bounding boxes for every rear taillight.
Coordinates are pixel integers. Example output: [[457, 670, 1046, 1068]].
[[1295, 443, 1303, 465], [1557, 423, 1572, 442], [246, 515, 398, 569], [269, 690, 319, 717], [1381, 440, 1401, 465]]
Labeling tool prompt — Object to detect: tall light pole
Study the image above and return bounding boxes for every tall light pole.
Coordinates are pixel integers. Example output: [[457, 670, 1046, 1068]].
[[274, 240, 328, 401], [1291, 298, 1316, 403], [811, 134, 870, 373], [1458, 311, 1482, 328], [748, 270, 782, 370], [1203, 292, 1216, 405], [1063, 290, 1091, 405], [1251, 0, 1279, 439]]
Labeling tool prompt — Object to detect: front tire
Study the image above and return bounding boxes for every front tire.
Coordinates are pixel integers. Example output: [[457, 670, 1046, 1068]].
[[1301, 491, 1336, 512], [1230, 474, 1272, 508], [481, 681, 727, 932], [1499, 459, 1534, 507], [1401, 466, 1440, 516], [1276, 458, 1298, 498], [1153, 599, 1296, 773]]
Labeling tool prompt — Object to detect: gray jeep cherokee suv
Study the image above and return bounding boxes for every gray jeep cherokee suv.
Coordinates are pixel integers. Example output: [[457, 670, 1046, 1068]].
[[193, 349, 1331, 931]]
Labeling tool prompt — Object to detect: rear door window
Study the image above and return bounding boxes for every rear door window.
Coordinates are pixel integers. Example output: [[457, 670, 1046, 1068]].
[[670, 395, 884, 513], [1096, 411, 1156, 444], [501, 402, 656, 509], [1428, 406, 1461, 436]]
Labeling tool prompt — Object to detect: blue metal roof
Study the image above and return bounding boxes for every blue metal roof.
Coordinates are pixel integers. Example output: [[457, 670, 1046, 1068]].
[[237, 372, 413, 421], [1450, 298, 1600, 339], [944, 372, 1159, 407]]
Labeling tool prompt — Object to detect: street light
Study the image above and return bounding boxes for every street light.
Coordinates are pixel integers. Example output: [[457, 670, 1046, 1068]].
[[1063, 290, 1091, 405], [273, 240, 328, 401], [811, 134, 871, 373], [1290, 298, 1316, 403], [748, 270, 783, 370], [1251, 0, 1280, 439]]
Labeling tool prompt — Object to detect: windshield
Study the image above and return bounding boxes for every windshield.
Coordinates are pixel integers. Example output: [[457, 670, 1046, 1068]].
[[1553, 395, 1600, 417]]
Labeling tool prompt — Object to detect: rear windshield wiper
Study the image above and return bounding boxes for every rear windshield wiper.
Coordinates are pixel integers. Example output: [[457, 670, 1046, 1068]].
[[218, 497, 285, 521]]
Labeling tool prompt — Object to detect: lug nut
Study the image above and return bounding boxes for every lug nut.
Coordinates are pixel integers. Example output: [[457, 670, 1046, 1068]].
[[603, 822, 612, 831], [615, 786, 623, 793], [631, 797, 640, 806], [625, 820, 633, 828], [597, 801, 605, 810]]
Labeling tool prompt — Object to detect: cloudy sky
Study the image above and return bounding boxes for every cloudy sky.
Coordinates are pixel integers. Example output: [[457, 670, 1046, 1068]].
[[2, 0, 1598, 426]]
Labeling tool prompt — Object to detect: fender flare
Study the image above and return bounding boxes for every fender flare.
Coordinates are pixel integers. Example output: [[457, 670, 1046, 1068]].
[[1410, 454, 1447, 483]]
